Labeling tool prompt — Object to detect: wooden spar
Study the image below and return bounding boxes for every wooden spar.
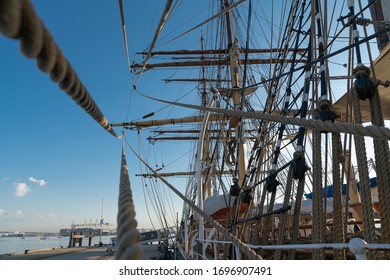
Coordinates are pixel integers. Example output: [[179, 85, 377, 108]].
[[131, 58, 305, 69], [163, 78, 231, 83], [135, 170, 246, 177], [112, 108, 300, 130], [135, 48, 307, 56], [111, 114, 227, 128], [113, 116, 203, 128], [137, 171, 196, 177], [111, 107, 302, 130], [150, 129, 259, 134], [148, 136, 212, 141], [147, 136, 258, 141], [152, 129, 212, 134]]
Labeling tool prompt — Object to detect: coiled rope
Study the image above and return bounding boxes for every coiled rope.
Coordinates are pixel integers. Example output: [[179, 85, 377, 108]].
[[115, 140, 143, 260], [0, 0, 118, 138]]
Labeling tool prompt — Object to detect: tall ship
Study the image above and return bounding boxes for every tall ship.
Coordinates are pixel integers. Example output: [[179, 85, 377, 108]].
[[1, 0, 390, 260]]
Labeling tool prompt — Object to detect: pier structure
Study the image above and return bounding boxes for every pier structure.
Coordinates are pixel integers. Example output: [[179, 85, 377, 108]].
[[68, 231, 95, 247]]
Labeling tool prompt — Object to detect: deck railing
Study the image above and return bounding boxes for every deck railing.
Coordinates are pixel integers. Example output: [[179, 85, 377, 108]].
[[195, 237, 390, 260]]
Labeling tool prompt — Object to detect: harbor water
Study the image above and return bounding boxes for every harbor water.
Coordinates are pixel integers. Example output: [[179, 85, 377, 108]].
[[0, 235, 115, 256]]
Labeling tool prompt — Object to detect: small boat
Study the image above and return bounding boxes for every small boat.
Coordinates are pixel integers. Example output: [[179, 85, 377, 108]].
[[203, 193, 248, 221]]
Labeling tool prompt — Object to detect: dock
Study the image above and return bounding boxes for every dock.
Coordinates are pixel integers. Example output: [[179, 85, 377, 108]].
[[66, 231, 96, 247], [1, 228, 173, 260], [0, 244, 162, 260]]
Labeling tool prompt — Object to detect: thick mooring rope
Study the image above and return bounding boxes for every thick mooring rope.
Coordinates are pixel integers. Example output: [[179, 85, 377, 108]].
[[115, 141, 143, 260], [0, 0, 118, 138]]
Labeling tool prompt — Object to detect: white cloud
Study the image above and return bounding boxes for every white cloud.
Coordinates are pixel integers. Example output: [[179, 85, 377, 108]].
[[13, 183, 31, 197], [34, 212, 57, 221], [28, 177, 47, 187], [0, 209, 6, 216], [15, 210, 22, 217]]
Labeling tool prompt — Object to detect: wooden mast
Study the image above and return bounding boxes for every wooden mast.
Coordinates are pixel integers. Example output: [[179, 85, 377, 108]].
[[224, 0, 246, 187]]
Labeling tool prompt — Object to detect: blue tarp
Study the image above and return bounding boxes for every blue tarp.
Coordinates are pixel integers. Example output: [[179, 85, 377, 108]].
[[304, 177, 377, 199]]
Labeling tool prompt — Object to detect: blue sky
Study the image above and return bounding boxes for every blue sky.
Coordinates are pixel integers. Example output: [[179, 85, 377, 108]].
[[1, 0, 228, 233], [0, 0, 194, 232]]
